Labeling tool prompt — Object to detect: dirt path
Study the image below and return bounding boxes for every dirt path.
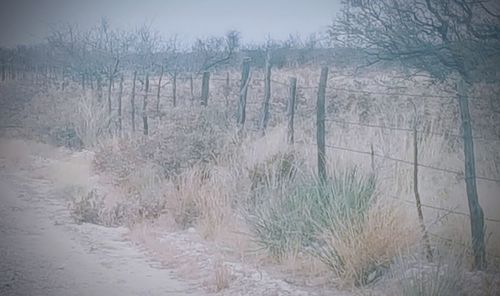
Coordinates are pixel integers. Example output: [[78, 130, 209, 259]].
[[0, 140, 204, 296]]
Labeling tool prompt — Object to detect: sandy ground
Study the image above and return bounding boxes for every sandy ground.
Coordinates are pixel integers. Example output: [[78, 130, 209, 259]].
[[0, 140, 204, 296]]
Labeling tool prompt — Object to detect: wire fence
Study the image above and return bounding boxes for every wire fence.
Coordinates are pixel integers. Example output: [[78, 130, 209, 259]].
[[4, 66, 500, 251]]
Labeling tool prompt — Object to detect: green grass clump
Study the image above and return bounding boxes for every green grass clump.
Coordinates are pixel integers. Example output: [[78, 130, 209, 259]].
[[247, 167, 376, 262]]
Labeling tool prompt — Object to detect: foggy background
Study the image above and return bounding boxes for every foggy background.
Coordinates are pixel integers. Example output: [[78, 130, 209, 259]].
[[0, 0, 341, 47]]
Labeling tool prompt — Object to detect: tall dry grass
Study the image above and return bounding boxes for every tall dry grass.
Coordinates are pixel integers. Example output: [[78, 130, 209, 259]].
[[19, 65, 500, 290]]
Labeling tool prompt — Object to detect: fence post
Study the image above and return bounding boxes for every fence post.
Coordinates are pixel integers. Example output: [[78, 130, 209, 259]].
[[410, 101, 433, 262], [317, 67, 328, 184], [2, 63, 5, 81], [156, 66, 164, 117], [118, 74, 124, 135], [131, 70, 137, 133], [97, 76, 103, 102], [172, 72, 177, 107], [458, 76, 486, 270], [201, 71, 210, 106], [224, 72, 230, 107], [370, 143, 375, 172], [259, 52, 272, 136], [237, 57, 251, 135], [287, 77, 297, 144], [107, 73, 113, 115], [143, 73, 149, 136], [190, 74, 195, 103]]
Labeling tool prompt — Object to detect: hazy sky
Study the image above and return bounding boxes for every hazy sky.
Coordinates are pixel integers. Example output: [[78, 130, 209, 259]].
[[0, 0, 342, 47]]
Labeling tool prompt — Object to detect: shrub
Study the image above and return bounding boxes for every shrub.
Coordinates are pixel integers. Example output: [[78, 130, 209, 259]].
[[246, 167, 376, 263], [25, 89, 111, 149], [139, 106, 235, 178], [69, 188, 107, 225]]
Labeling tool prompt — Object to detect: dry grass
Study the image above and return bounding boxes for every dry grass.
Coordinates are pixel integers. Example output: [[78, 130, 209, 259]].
[[213, 260, 233, 292], [390, 247, 468, 296], [24, 87, 111, 148], [17, 64, 500, 291], [316, 200, 418, 286]]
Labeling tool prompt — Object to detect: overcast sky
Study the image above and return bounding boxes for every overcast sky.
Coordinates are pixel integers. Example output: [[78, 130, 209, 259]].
[[0, 0, 342, 47]]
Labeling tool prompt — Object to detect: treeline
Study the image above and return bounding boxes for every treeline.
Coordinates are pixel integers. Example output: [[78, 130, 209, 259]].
[[0, 19, 368, 85]]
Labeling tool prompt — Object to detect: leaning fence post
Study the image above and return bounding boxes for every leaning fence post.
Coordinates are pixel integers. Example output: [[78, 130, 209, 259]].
[[458, 76, 486, 270], [317, 67, 328, 184], [201, 71, 210, 106], [287, 77, 297, 144], [237, 58, 251, 136]]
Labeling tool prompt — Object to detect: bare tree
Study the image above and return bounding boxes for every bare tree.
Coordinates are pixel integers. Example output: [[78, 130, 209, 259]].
[[192, 30, 240, 73], [330, 0, 500, 81], [330, 0, 500, 270], [86, 19, 134, 117]]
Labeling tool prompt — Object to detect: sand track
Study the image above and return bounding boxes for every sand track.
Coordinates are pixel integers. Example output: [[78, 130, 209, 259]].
[[0, 140, 203, 296]]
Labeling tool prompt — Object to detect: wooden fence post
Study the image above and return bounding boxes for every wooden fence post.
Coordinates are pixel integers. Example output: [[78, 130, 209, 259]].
[[287, 77, 297, 144], [97, 76, 103, 102], [458, 76, 486, 269], [190, 74, 195, 103], [156, 66, 164, 117], [259, 52, 272, 136], [2, 63, 5, 81], [410, 101, 433, 262], [224, 72, 230, 107], [131, 70, 137, 133], [237, 57, 251, 135], [317, 67, 328, 184], [143, 73, 149, 136], [172, 72, 177, 107], [107, 74, 113, 115], [201, 71, 210, 106], [118, 74, 124, 135]]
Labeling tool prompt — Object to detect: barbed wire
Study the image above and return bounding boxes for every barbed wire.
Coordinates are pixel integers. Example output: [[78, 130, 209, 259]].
[[324, 118, 500, 143], [319, 143, 500, 183], [387, 195, 500, 223]]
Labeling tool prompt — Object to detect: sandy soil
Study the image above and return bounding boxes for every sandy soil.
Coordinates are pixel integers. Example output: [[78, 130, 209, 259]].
[[0, 140, 204, 296]]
